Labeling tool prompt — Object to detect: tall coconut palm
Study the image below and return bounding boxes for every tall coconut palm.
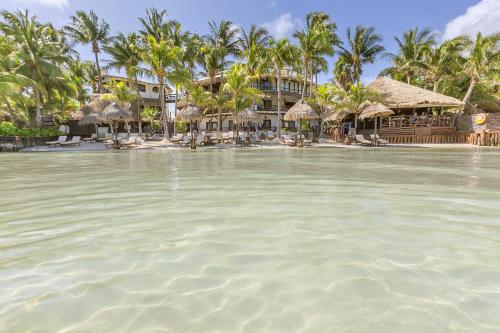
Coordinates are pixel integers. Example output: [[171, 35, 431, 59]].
[[142, 35, 182, 139], [383, 27, 435, 84], [206, 20, 240, 86], [338, 25, 384, 84], [422, 36, 468, 92], [462, 32, 500, 105], [333, 54, 354, 90], [267, 37, 296, 136], [105, 32, 145, 136], [1, 10, 72, 126], [138, 8, 168, 41], [294, 12, 339, 99], [64, 10, 110, 92], [239, 24, 269, 76], [223, 64, 263, 138]]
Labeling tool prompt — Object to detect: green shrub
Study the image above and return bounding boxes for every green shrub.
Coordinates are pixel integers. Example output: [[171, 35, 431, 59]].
[[0, 121, 62, 137], [176, 120, 187, 133]]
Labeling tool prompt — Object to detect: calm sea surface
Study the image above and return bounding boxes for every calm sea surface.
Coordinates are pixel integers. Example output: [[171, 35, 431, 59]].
[[1, 148, 500, 332]]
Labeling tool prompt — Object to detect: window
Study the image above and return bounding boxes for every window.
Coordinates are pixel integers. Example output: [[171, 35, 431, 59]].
[[263, 119, 271, 129], [228, 120, 234, 130], [261, 79, 271, 89], [263, 100, 272, 109], [138, 84, 146, 92], [152, 86, 159, 93]]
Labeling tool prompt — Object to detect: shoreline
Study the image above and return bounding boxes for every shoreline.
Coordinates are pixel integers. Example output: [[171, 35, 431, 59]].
[[16, 140, 493, 153]]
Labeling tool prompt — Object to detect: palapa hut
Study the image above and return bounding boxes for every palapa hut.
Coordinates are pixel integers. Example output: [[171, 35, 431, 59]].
[[284, 99, 316, 146], [177, 104, 203, 149], [237, 108, 261, 143], [366, 77, 465, 142]]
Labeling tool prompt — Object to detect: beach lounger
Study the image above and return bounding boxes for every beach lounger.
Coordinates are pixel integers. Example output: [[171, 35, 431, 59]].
[[282, 135, 296, 146], [45, 136, 67, 147], [179, 136, 191, 147], [171, 133, 184, 143], [355, 134, 372, 146], [60, 136, 82, 147], [97, 133, 112, 142], [370, 134, 389, 145], [266, 131, 275, 140], [82, 134, 97, 143], [120, 136, 137, 148], [196, 134, 205, 146]]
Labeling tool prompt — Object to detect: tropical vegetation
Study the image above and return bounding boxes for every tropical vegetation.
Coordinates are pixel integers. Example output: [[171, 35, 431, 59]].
[[0, 7, 498, 139]]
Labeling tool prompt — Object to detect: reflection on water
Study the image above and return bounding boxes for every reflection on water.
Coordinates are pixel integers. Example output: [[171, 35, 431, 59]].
[[1, 148, 500, 332]]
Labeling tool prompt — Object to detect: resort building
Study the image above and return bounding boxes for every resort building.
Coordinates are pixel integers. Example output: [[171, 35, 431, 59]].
[[192, 70, 313, 131], [103, 75, 174, 111]]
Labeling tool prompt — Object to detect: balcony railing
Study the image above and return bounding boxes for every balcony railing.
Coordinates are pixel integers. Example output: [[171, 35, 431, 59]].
[[250, 84, 307, 95], [381, 115, 453, 128]]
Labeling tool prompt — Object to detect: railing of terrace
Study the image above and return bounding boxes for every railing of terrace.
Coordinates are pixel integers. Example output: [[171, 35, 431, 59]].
[[381, 115, 453, 128]]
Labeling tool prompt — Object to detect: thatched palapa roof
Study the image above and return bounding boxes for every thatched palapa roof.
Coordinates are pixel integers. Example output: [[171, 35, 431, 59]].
[[101, 102, 132, 122], [284, 99, 316, 121], [359, 103, 394, 120], [177, 104, 204, 121], [237, 108, 260, 122], [369, 77, 464, 109]]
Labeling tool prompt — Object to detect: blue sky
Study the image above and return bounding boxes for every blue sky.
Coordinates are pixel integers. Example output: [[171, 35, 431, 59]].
[[3, 0, 500, 84]]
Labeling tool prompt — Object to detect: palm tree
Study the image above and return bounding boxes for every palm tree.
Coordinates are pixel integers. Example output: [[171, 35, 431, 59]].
[[207, 94, 230, 131], [422, 37, 468, 92], [67, 58, 90, 106], [223, 64, 262, 138], [333, 54, 354, 90], [142, 35, 182, 139], [334, 82, 380, 134], [239, 24, 269, 76], [64, 10, 110, 92], [105, 32, 145, 136], [206, 20, 240, 87], [294, 12, 339, 99], [138, 8, 168, 41], [383, 27, 435, 84], [310, 83, 336, 136], [338, 25, 384, 83], [267, 37, 296, 136], [462, 32, 500, 105], [1, 10, 73, 126]]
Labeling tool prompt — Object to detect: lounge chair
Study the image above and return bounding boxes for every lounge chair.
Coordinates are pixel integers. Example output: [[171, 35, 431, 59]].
[[171, 133, 184, 143], [120, 136, 137, 148], [209, 132, 219, 143], [60, 136, 82, 147], [45, 136, 67, 147], [179, 135, 191, 147], [82, 134, 97, 143], [282, 134, 296, 146], [355, 134, 372, 146], [97, 133, 112, 142], [370, 134, 389, 145], [298, 134, 313, 146], [196, 133, 205, 146], [266, 130, 275, 140], [222, 131, 234, 143]]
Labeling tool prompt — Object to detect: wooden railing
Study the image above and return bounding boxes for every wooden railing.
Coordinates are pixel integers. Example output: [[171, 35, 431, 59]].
[[381, 115, 453, 129]]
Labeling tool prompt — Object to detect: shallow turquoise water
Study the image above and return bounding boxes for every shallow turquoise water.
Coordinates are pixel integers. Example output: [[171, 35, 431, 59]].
[[1, 148, 500, 332]]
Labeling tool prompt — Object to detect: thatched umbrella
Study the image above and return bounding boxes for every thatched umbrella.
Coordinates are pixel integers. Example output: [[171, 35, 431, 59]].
[[177, 104, 203, 149], [359, 102, 394, 146], [237, 108, 261, 144], [101, 102, 133, 148], [284, 99, 316, 147]]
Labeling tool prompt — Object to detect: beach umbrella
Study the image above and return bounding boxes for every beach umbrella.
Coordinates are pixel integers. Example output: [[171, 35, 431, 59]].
[[237, 108, 261, 143], [177, 104, 203, 149], [284, 99, 316, 147], [359, 102, 394, 146], [101, 102, 133, 148]]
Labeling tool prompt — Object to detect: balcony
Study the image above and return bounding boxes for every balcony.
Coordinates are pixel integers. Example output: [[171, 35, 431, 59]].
[[250, 84, 306, 95]]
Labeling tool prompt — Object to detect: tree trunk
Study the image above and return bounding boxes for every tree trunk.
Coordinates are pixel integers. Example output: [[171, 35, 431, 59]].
[[174, 85, 178, 136], [159, 78, 169, 140], [309, 62, 314, 97], [134, 75, 143, 137], [235, 97, 239, 141], [462, 78, 477, 104], [93, 48, 103, 93], [301, 58, 308, 99], [277, 68, 282, 138], [34, 88, 42, 127], [354, 113, 358, 135]]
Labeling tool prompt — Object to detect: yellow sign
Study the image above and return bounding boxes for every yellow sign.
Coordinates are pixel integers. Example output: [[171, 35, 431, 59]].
[[474, 113, 487, 126]]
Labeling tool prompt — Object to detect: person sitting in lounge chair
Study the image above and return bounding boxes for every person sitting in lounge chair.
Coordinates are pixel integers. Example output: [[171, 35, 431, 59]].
[[45, 136, 67, 147], [354, 134, 372, 146], [60, 136, 82, 147]]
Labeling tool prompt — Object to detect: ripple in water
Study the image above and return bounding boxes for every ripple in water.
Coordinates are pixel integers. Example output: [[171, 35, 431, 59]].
[[1, 148, 500, 332]]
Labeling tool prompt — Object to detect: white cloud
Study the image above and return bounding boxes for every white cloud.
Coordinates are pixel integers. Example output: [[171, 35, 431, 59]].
[[263, 13, 301, 39], [10, 0, 68, 9], [443, 0, 500, 40]]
